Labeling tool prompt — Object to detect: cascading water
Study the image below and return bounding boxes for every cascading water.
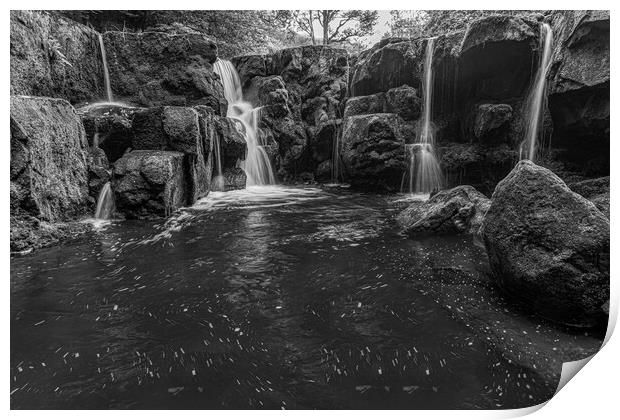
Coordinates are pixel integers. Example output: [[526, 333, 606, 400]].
[[520, 23, 554, 162], [211, 135, 225, 191], [407, 37, 443, 194], [213, 59, 275, 187], [98, 34, 114, 102], [95, 182, 115, 220]]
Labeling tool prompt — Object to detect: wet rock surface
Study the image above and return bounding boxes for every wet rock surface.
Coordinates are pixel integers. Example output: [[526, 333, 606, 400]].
[[112, 150, 188, 219], [10, 10, 105, 104], [11, 96, 91, 252], [341, 113, 407, 191], [103, 30, 225, 110], [481, 161, 609, 327], [397, 186, 490, 236], [232, 45, 349, 178]]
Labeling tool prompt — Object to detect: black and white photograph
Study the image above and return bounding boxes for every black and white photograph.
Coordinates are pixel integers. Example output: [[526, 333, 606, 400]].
[[8, 4, 612, 412]]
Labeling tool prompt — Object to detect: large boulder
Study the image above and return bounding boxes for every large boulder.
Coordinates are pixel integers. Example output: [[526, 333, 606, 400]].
[[112, 150, 188, 219], [103, 30, 225, 111], [397, 186, 490, 235], [472, 103, 513, 141], [11, 95, 90, 252], [10, 10, 105, 104], [340, 113, 407, 191], [80, 104, 220, 202], [481, 160, 609, 327], [11, 96, 90, 221]]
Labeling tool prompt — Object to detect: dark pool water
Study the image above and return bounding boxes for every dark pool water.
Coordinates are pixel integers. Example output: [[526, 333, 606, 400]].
[[11, 186, 552, 409]]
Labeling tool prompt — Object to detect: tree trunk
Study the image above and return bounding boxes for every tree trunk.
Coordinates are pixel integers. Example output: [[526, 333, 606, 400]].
[[322, 10, 329, 45], [309, 10, 315, 45]]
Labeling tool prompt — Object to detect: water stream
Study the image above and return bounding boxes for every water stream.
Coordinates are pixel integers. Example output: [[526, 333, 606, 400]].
[[407, 38, 443, 194], [521, 23, 554, 161], [94, 182, 115, 220], [97, 34, 114, 103], [213, 60, 276, 187]]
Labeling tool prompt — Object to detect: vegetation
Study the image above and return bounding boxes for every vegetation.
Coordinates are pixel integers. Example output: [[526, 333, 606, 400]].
[[385, 10, 549, 39]]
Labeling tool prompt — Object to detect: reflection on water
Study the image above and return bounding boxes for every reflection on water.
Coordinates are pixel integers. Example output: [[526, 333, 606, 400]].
[[12, 186, 553, 409]]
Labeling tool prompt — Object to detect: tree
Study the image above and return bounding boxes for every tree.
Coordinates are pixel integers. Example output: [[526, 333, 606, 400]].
[[385, 10, 430, 39], [287, 10, 379, 46]]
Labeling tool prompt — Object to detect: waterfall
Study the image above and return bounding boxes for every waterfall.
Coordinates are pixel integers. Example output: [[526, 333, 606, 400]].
[[407, 38, 443, 194], [521, 23, 554, 162], [213, 59, 275, 187], [211, 134, 225, 191], [97, 34, 114, 102], [95, 182, 115, 220]]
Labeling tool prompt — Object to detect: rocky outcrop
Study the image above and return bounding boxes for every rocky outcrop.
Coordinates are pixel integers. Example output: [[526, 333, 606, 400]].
[[481, 160, 609, 327], [79, 103, 249, 201], [548, 10, 610, 177], [103, 30, 225, 110], [471, 104, 513, 142], [232, 46, 349, 179], [113, 150, 188, 218], [350, 38, 422, 97], [340, 113, 406, 191], [343, 85, 421, 121], [10, 11, 105, 104], [10, 95, 90, 251], [398, 186, 490, 235]]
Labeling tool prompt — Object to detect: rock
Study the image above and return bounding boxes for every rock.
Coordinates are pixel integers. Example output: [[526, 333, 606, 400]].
[[548, 11, 609, 177], [11, 96, 90, 221], [343, 93, 386, 118], [223, 167, 246, 190], [87, 146, 111, 200], [472, 103, 513, 141], [233, 46, 348, 175], [398, 186, 490, 235], [308, 119, 341, 166], [113, 150, 188, 218], [341, 113, 406, 191], [11, 95, 90, 252], [10, 10, 105, 104], [79, 104, 139, 162], [350, 39, 421, 97], [461, 15, 538, 53], [103, 31, 225, 111], [568, 176, 609, 218], [439, 143, 517, 195], [481, 160, 609, 327], [385, 85, 421, 120], [162, 106, 202, 154]]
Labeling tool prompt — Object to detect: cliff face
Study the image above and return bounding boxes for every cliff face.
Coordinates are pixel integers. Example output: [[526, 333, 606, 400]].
[[548, 10, 610, 177], [102, 30, 225, 110], [10, 10, 105, 104], [10, 96, 91, 252], [345, 12, 609, 193], [232, 45, 349, 182]]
